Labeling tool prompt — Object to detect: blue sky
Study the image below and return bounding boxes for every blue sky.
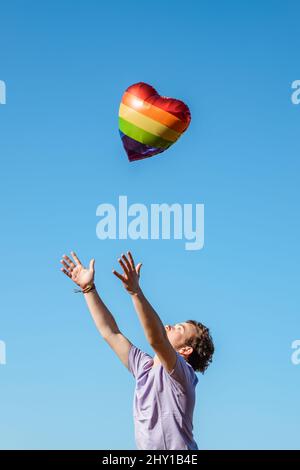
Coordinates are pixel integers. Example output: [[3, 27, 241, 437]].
[[0, 0, 299, 450]]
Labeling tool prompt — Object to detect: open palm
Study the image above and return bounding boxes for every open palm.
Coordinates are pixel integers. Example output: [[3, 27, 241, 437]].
[[60, 251, 95, 289], [113, 251, 142, 295]]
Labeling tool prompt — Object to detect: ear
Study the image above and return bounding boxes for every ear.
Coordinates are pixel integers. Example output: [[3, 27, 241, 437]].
[[178, 345, 193, 360]]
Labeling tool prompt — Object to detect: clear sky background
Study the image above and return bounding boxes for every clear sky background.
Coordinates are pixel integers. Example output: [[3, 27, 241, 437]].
[[0, 0, 299, 450]]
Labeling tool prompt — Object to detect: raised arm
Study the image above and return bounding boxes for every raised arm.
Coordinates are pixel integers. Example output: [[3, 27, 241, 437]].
[[113, 252, 177, 372], [60, 252, 132, 368]]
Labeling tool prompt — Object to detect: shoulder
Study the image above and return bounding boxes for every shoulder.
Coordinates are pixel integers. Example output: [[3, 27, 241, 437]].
[[166, 352, 198, 388], [128, 345, 153, 378]]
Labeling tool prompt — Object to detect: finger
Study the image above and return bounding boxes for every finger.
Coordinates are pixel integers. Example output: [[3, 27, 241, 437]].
[[62, 254, 75, 269], [136, 263, 142, 277], [118, 258, 129, 275], [61, 267, 72, 279], [127, 251, 135, 270], [60, 259, 73, 272], [112, 270, 127, 283], [89, 258, 95, 272], [121, 253, 132, 272], [71, 251, 82, 266]]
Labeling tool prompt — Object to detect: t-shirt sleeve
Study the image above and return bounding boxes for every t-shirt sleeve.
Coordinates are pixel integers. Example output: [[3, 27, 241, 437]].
[[128, 344, 153, 379], [168, 352, 199, 388]]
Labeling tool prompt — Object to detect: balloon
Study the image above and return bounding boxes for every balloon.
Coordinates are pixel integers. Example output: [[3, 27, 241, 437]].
[[119, 82, 191, 162]]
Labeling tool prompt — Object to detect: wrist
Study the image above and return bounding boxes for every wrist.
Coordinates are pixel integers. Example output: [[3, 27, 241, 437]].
[[131, 287, 143, 298], [83, 283, 95, 294], [74, 283, 96, 294]]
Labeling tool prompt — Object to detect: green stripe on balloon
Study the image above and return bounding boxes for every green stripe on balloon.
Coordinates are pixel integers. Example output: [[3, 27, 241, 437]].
[[119, 117, 172, 149]]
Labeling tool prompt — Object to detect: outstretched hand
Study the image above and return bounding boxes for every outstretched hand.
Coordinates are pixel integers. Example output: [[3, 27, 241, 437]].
[[113, 251, 142, 295], [60, 251, 95, 290]]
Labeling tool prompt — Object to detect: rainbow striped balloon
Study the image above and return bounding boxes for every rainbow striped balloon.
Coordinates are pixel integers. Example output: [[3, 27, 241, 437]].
[[119, 82, 191, 162]]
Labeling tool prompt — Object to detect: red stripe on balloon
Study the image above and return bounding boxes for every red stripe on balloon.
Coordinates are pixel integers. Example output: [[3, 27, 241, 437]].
[[126, 82, 191, 128]]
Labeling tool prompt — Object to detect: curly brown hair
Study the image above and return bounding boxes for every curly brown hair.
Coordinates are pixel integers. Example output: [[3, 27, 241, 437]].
[[185, 320, 214, 373]]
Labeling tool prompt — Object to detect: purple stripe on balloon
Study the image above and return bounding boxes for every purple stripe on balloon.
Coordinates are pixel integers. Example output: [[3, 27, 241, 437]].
[[120, 132, 165, 162]]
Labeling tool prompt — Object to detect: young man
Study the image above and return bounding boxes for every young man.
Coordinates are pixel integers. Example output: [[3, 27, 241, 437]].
[[60, 251, 214, 450]]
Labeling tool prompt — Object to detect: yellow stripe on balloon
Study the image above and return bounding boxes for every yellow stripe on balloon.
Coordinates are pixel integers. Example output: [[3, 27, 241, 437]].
[[119, 103, 180, 143], [122, 92, 188, 133]]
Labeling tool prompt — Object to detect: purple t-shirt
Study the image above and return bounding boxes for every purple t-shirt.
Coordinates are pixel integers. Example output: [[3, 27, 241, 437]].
[[128, 344, 199, 450]]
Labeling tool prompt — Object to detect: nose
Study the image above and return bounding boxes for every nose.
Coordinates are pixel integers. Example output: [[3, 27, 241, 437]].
[[165, 325, 172, 331]]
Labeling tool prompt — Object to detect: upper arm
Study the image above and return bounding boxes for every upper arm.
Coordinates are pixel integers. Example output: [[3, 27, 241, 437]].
[[150, 337, 177, 373], [104, 332, 132, 369]]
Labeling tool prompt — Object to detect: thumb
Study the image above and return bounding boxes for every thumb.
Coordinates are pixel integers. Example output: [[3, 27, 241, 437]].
[[89, 258, 95, 272], [136, 263, 142, 277]]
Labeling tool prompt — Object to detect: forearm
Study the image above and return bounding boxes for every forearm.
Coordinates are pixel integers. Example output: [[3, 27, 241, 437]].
[[131, 289, 166, 345], [84, 287, 120, 339]]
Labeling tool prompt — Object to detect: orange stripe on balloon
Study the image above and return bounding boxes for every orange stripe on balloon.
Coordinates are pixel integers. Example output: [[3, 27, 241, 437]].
[[122, 92, 188, 134]]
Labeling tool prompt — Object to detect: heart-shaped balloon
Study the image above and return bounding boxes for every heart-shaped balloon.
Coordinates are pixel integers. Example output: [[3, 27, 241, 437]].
[[119, 82, 191, 162]]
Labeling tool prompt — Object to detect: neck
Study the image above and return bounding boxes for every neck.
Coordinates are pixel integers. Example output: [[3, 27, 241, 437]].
[[152, 352, 185, 368]]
